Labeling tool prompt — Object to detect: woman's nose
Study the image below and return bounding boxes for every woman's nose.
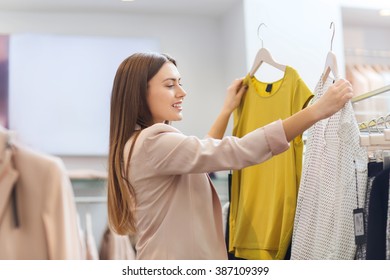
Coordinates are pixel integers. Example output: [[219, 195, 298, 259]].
[[177, 86, 187, 97]]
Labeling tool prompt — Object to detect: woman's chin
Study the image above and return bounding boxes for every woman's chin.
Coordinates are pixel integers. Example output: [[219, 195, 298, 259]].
[[170, 115, 183, 122]]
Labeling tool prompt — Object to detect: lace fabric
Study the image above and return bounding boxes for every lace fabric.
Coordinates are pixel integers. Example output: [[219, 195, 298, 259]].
[[291, 75, 368, 259]]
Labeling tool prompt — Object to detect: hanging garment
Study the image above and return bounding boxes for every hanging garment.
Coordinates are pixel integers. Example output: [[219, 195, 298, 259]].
[[76, 214, 87, 260], [356, 162, 383, 260], [291, 75, 368, 260], [99, 226, 135, 260], [381, 68, 390, 85], [229, 66, 313, 260], [0, 128, 82, 259], [345, 65, 369, 97], [366, 167, 389, 260], [355, 65, 385, 92], [387, 176, 390, 260], [85, 212, 99, 260]]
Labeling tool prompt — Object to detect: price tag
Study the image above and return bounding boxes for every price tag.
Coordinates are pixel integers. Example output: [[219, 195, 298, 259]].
[[353, 208, 366, 245]]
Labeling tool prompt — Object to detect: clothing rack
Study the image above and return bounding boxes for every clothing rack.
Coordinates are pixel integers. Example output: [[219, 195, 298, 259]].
[[70, 175, 107, 205], [74, 196, 107, 204], [358, 113, 390, 154], [352, 84, 390, 103], [358, 114, 390, 131], [345, 48, 390, 59]]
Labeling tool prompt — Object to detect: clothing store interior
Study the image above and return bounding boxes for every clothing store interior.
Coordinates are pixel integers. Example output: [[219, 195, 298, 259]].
[[1, 0, 390, 260]]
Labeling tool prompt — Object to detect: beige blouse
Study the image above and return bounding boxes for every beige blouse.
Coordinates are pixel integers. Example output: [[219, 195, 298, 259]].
[[124, 120, 289, 260]]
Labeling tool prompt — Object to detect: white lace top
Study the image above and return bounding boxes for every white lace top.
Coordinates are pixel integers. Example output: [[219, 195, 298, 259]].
[[291, 75, 368, 259]]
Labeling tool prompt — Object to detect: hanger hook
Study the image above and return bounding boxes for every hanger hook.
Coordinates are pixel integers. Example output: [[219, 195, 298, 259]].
[[385, 113, 390, 129], [367, 119, 376, 134], [358, 122, 366, 131], [257, 23, 267, 48], [329, 22, 335, 51], [376, 116, 385, 132]]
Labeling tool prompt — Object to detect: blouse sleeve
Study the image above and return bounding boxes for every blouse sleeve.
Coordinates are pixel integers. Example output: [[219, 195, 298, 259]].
[[140, 120, 289, 175]]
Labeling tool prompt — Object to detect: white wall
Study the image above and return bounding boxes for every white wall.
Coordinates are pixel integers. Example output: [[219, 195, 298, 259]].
[[340, 0, 390, 66], [0, 1, 350, 171], [243, 0, 344, 91], [220, 0, 246, 136], [0, 11, 228, 169], [343, 25, 390, 65], [0, 11, 232, 245], [9, 34, 160, 156], [341, 8, 390, 124]]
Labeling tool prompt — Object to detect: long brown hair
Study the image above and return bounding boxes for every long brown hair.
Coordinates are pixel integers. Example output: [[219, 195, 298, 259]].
[[108, 52, 176, 235]]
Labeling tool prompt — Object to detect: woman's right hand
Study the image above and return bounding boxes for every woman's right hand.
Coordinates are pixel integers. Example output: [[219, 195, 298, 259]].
[[221, 78, 248, 115], [312, 78, 354, 121], [282, 78, 353, 142]]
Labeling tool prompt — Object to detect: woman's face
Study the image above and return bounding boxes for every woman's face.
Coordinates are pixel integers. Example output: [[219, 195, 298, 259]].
[[147, 62, 186, 124]]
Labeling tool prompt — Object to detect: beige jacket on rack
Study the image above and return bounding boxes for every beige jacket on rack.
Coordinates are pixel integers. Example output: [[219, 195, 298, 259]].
[[99, 226, 135, 260], [0, 128, 82, 259]]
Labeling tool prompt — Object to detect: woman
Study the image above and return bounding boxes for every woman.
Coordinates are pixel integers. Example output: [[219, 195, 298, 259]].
[[107, 52, 353, 260]]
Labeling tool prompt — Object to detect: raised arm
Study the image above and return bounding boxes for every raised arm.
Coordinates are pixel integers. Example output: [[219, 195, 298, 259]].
[[207, 77, 353, 142], [282, 78, 353, 142], [207, 78, 247, 139]]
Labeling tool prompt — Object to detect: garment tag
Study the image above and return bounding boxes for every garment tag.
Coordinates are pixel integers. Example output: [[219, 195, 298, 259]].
[[353, 208, 365, 245], [265, 83, 273, 93]]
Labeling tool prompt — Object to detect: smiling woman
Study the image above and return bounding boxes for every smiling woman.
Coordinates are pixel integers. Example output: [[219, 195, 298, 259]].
[[147, 62, 186, 123], [107, 52, 252, 260], [106, 52, 353, 260]]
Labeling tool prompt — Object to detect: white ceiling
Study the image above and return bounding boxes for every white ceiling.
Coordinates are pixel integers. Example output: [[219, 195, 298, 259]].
[[0, 0, 240, 16], [0, 0, 389, 27]]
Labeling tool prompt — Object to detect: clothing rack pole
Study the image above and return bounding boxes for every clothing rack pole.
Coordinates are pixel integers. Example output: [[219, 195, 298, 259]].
[[345, 48, 390, 58], [352, 85, 390, 103], [74, 196, 107, 204], [359, 119, 384, 131]]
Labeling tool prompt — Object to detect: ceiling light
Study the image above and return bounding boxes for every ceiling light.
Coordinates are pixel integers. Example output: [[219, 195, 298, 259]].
[[121, 0, 135, 2], [379, 9, 390, 16]]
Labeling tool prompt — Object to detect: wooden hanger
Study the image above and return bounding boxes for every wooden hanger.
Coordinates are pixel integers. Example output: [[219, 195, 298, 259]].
[[322, 22, 339, 83], [249, 23, 286, 77]]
